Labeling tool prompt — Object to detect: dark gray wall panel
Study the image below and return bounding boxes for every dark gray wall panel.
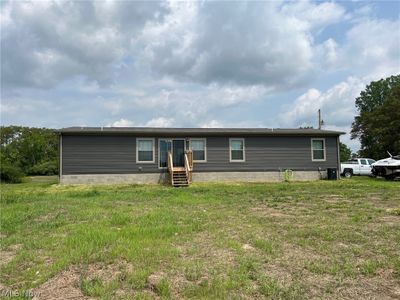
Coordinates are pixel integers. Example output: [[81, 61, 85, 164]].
[[194, 136, 338, 172], [62, 135, 339, 175], [62, 136, 159, 174]]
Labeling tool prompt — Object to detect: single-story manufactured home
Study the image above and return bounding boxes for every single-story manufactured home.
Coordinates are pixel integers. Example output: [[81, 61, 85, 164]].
[[59, 127, 343, 185]]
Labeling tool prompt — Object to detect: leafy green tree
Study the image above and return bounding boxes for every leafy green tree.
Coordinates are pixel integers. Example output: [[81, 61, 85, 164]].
[[351, 75, 400, 159], [0, 126, 58, 178], [340, 142, 352, 162]]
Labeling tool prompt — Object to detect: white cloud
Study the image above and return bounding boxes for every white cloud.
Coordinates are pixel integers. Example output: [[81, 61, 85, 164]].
[[320, 38, 339, 67], [280, 77, 367, 151], [107, 117, 175, 128], [281, 1, 347, 30], [101, 83, 269, 127], [324, 124, 360, 153], [1, 1, 168, 89], [282, 77, 365, 127], [145, 117, 175, 127], [1, 0, 351, 91], [103, 100, 123, 116], [139, 1, 347, 89], [330, 19, 400, 77], [352, 4, 373, 20], [109, 118, 135, 127], [200, 119, 266, 129], [2, 0, 396, 94], [1, 0, 398, 153], [201, 120, 225, 128]]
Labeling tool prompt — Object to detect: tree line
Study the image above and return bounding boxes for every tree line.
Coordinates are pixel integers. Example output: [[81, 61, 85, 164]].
[[0, 74, 399, 182], [0, 126, 58, 182]]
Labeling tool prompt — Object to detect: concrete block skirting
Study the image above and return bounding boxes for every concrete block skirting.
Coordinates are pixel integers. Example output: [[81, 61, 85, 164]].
[[60, 171, 326, 184], [193, 171, 326, 182], [60, 173, 169, 185]]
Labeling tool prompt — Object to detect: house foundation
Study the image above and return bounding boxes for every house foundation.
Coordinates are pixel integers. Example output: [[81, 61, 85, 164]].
[[60, 171, 326, 185]]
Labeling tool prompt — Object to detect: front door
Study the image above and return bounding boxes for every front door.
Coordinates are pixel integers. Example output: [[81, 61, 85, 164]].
[[173, 140, 185, 167]]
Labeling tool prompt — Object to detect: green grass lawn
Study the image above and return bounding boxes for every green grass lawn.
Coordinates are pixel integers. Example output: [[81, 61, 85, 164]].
[[0, 177, 399, 299]]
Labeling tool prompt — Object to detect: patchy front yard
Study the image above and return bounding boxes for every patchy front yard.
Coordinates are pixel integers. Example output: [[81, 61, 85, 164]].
[[0, 177, 399, 299]]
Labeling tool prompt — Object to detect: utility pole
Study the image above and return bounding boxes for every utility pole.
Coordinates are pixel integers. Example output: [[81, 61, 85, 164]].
[[318, 109, 324, 129]]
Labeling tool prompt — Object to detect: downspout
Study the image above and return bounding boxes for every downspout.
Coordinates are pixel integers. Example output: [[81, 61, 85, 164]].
[[336, 135, 341, 179]]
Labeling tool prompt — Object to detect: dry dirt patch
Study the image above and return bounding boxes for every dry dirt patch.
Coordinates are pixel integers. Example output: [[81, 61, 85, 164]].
[[147, 270, 210, 299], [380, 215, 400, 226], [146, 272, 166, 289], [242, 244, 255, 251], [262, 255, 400, 299], [250, 206, 292, 218], [177, 232, 236, 265], [366, 194, 399, 209], [323, 194, 346, 203], [0, 244, 22, 267], [171, 231, 237, 294], [333, 274, 400, 299], [85, 261, 133, 284], [32, 261, 134, 300], [32, 266, 91, 300]]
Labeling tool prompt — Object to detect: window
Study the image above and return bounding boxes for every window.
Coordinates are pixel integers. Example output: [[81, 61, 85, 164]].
[[367, 159, 375, 165], [360, 159, 368, 165], [230, 138, 245, 162], [190, 139, 206, 162], [136, 138, 155, 163], [311, 138, 325, 161]]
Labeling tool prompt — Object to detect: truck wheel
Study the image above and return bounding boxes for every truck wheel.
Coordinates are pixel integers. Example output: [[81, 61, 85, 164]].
[[385, 174, 395, 181], [343, 170, 352, 178]]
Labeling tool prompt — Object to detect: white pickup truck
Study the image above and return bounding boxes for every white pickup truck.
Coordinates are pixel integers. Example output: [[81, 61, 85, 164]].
[[340, 158, 376, 178]]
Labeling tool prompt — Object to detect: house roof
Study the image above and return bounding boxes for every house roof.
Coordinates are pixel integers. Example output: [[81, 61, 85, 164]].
[[59, 127, 344, 136]]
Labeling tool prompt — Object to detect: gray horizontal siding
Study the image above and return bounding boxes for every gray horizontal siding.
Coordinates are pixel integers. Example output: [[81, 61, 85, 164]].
[[62, 136, 159, 174], [196, 136, 338, 172], [61, 135, 338, 175]]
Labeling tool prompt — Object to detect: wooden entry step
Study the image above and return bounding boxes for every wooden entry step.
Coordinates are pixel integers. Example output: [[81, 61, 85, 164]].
[[167, 151, 193, 187], [172, 171, 188, 187], [173, 167, 186, 172]]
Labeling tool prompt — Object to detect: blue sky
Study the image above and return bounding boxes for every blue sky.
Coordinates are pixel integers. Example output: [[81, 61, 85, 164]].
[[1, 0, 399, 151]]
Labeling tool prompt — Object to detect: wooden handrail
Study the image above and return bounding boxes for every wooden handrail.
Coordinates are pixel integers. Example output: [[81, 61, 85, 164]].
[[184, 153, 190, 182], [188, 151, 193, 170], [167, 151, 173, 184], [184, 150, 193, 183], [168, 150, 193, 186], [167, 151, 173, 172]]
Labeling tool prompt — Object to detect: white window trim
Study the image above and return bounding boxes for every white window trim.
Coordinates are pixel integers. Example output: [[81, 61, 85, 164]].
[[136, 138, 155, 164], [229, 138, 246, 162], [311, 138, 326, 162], [190, 138, 207, 163]]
